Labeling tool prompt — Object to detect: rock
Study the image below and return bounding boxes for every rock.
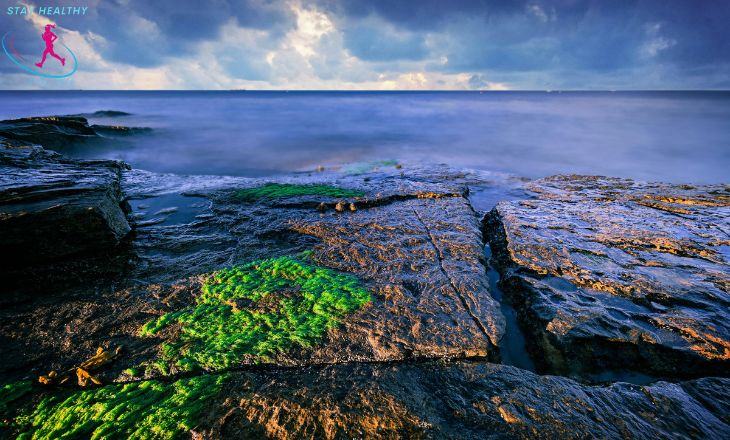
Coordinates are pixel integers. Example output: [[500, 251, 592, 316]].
[[6, 361, 728, 439], [0, 115, 149, 150], [68, 110, 132, 118], [1, 164, 729, 439], [0, 139, 131, 266], [485, 175, 730, 379], [0, 116, 96, 149], [124, 169, 506, 371], [0, 166, 507, 378], [205, 361, 730, 439], [203, 171, 506, 365], [286, 194, 504, 363]]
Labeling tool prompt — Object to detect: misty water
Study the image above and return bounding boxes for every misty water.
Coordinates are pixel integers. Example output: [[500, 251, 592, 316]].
[[1, 91, 728, 183]]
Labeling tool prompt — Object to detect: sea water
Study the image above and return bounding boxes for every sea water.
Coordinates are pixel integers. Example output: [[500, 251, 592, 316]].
[[0, 90, 728, 183]]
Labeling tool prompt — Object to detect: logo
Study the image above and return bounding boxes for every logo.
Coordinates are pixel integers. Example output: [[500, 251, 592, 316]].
[[2, 23, 78, 78]]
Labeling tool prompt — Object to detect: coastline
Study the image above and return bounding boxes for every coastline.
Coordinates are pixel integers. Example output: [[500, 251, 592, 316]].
[[0, 114, 728, 438]]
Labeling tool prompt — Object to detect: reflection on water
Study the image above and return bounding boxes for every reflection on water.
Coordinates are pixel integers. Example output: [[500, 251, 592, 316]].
[[483, 245, 536, 372], [128, 193, 209, 227], [1, 91, 728, 183]]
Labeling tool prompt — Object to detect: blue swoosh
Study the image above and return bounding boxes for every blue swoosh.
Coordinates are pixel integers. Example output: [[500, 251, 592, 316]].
[[2, 31, 78, 78]]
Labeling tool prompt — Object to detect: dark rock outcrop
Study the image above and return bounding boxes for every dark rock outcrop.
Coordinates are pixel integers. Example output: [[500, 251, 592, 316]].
[[0, 116, 97, 149], [0, 139, 131, 267], [485, 175, 730, 379], [0, 115, 149, 150]]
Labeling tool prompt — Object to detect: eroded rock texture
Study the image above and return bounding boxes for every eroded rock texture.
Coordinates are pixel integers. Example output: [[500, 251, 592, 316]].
[[219, 182, 505, 363], [0, 139, 131, 268], [1, 120, 728, 439], [204, 361, 730, 439], [485, 175, 730, 379], [0, 115, 148, 150], [130, 170, 505, 369], [0, 165, 506, 380]]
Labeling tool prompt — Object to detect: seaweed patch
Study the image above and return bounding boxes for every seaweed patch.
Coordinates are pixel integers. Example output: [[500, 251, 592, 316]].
[[140, 256, 372, 372], [1, 380, 32, 416], [13, 374, 226, 439], [234, 183, 365, 202]]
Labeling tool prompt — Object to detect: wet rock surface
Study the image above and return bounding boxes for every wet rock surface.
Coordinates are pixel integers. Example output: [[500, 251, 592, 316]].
[[0, 139, 131, 285], [485, 175, 730, 380], [1, 122, 728, 439], [0, 115, 149, 150], [0, 165, 507, 378], [202, 175, 506, 364], [204, 361, 730, 439]]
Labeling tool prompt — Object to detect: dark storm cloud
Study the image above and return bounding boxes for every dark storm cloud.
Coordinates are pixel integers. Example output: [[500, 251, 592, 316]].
[[343, 23, 428, 62], [78, 0, 293, 67], [321, 0, 525, 29], [329, 0, 730, 77], [0, 0, 294, 68], [1, 0, 729, 88]]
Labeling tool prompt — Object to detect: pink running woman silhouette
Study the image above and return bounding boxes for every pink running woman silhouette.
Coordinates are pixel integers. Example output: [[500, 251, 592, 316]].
[[35, 24, 65, 68]]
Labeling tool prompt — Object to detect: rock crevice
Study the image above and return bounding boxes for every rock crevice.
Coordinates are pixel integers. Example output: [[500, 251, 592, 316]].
[[483, 175, 730, 381]]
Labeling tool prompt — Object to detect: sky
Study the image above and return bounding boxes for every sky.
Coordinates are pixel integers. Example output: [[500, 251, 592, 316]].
[[0, 0, 728, 90]]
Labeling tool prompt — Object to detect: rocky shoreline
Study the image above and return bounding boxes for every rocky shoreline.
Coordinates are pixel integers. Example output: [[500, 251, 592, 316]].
[[1, 115, 728, 438]]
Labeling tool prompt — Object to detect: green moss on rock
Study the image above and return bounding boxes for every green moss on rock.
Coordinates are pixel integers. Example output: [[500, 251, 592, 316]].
[[14, 374, 226, 440], [1, 381, 32, 413], [0, 380, 33, 426], [234, 183, 365, 202], [140, 256, 372, 372]]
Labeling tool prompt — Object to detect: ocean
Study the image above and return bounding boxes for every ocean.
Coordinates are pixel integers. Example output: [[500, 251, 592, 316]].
[[1, 90, 728, 183]]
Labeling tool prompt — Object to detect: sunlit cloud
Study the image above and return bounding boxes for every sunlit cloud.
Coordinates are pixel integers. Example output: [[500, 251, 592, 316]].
[[1, 0, 728, 90]]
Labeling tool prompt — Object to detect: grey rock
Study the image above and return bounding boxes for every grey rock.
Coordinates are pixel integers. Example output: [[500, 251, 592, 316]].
[[0, 139, 131, 265], [485, 175, 730, 379], [0, 115, 150, 151]]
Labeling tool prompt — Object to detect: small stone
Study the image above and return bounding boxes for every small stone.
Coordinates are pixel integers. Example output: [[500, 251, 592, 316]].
[[335, 201, 345, 213], [349, 203, 357, 212]]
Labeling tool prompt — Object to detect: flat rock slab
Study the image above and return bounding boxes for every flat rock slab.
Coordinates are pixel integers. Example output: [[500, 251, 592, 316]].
[[288, 195, 504, 361], [0, 140, 131, 267], [206, 361, 730, 439], [3, 360, 729, 438], [0, 167, 506, 380], [486, 175, 730, 379], [138, 171, 504, 369]]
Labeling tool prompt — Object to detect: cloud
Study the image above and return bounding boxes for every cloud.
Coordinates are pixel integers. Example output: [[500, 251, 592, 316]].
[[0, 0, 729, 89], [342, 18, 428, 61]]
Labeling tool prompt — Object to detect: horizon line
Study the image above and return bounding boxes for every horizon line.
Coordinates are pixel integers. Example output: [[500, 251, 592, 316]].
[[1, 89, 729, 92]]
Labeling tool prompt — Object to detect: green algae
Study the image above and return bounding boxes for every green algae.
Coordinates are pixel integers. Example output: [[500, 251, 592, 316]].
[[14, 374, 226, 440], [140, 256, 372, 372], [234, 183, 365, 202], [2, 380, 33, 428], [1, 381, 33, 415]]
